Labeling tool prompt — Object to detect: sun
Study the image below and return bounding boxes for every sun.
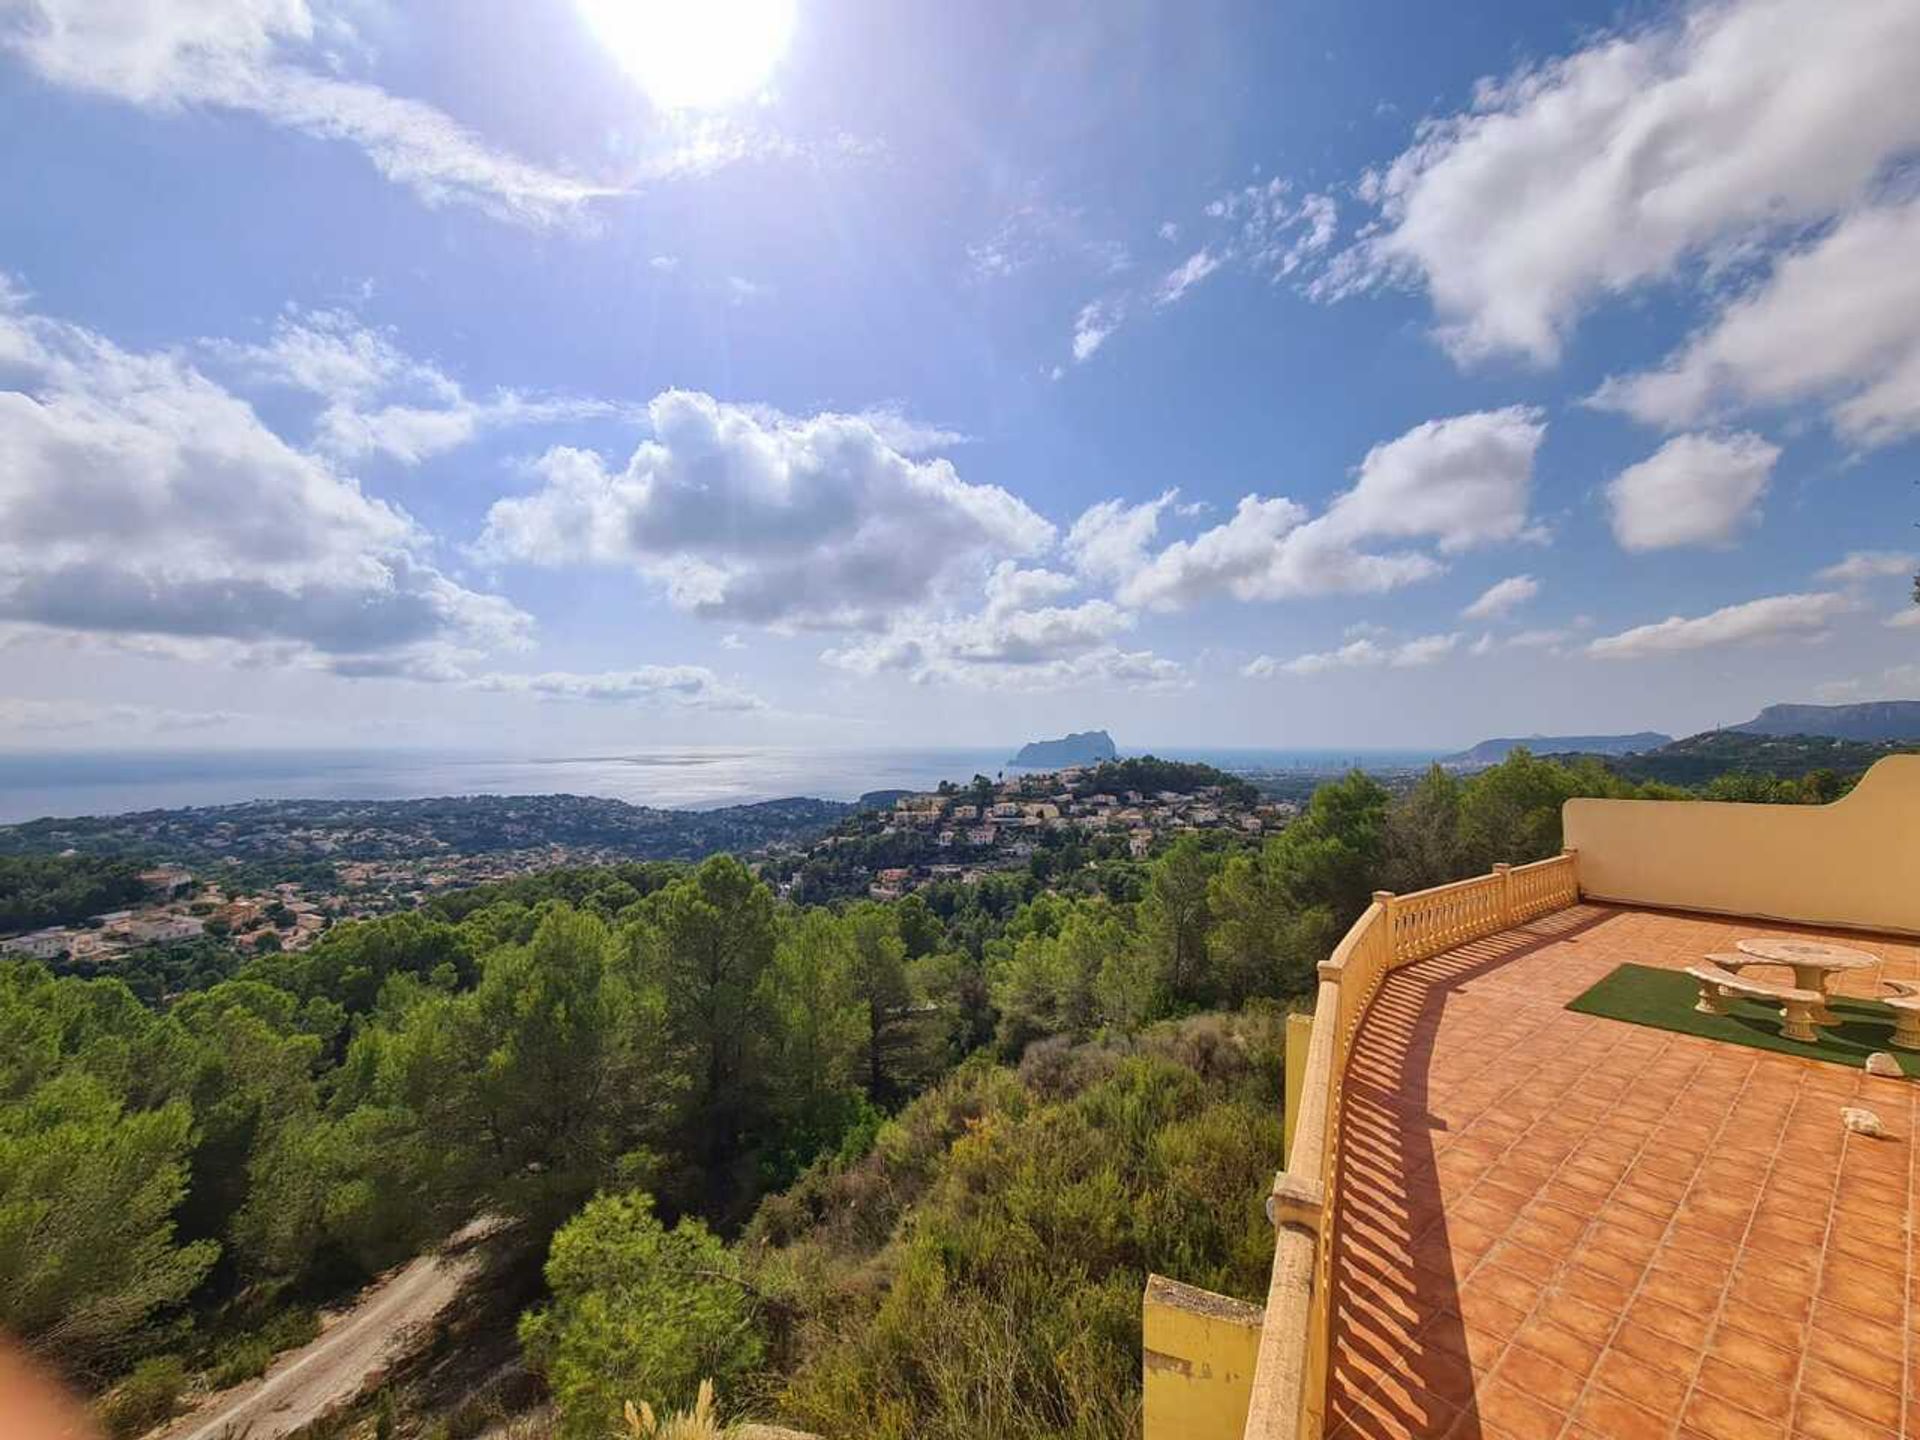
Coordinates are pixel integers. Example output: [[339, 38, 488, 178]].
[[577, 0, 798, 111]]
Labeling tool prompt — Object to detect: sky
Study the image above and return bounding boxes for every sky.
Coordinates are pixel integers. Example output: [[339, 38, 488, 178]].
[[1, 0, 1918, 754]]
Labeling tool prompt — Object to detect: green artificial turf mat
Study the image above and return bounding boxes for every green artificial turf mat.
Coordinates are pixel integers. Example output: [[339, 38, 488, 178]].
[[1566, 963, 1920, 1076]]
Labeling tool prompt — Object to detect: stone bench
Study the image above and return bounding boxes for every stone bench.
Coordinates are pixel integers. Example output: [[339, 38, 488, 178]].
[[1685, 960, 1823, 1043], [1881, 980, 1920, 1051]]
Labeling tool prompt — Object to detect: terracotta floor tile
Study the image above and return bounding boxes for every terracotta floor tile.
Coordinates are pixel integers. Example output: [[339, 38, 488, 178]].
[[1795, 1357, 1903, 1431], [1682, 1387, 1787, 1439], [1571, 1385, 1674, 1440], [1791, 1391, 1900, 1440], [1466, 1375, 1563, 1437], [1694, 1354, 1795, 1424], [1317, 906, 1918, 1440], [1702, 1324, 1799, 1386], [1494, 1343, 1586, 1412]]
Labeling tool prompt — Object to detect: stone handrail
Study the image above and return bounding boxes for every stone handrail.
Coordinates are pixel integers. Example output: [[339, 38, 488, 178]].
[[1240, 851, 1580, 1440]]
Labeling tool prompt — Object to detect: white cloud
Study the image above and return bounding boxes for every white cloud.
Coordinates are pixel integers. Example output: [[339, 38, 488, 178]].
[[1155, 249, 1221, 307], [1072, 298, 1124, 362], [1886, 607, 1920, 631], [719, 632, 747, 650], [0, 294, 528, 676], [1605, 432, 1778, 552], [1461, 574, 1539, 621], [1065, 491, 1179, 585], [469, 666, 764, 711], [0, 698, 239, 734], [214, 307, 628, 464], [1338, 0, 1920, 362], [1112, 407, 1545, 611], [816, 554, 1184, 693], [1815, 661, 1920, 703], [1206, 178, 1338, 279], [1, 0, 617, 224], [967, 202, 1131, 282], [649, 255, 680, 272], [1818, 551, 1917, 584], [475, 390, 1054, 630], [1245, 631, 1461, 678], [1587, 591, 1855, 659], [1593, 198, 1920, 446]]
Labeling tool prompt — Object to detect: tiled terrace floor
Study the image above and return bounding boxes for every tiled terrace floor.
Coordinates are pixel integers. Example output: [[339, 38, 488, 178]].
[[1324, 905, 1920, 1440]]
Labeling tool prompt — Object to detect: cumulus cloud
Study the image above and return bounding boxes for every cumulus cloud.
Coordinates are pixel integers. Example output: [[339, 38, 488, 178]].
[[1587, 591, 1855, 659], [475, 390, 1054, 630], [1109, 407, 1545, 611], [0, 294, 529, 676], [1461, 574, 1539, 621], [1593, 198, 1920, 446], [469, 666, 764, 711], [816, 556, 1173, 691], [1817, 551, 1918, 585], [1065, 491, 1180, 585], [1336, 0, 1920, 362], [215, 308, 628, 464], [0, 0, 617, 224], [814, 554, 1186, 693], [1605, 432, 1779, 552], [1244, 631, 1461, 677]]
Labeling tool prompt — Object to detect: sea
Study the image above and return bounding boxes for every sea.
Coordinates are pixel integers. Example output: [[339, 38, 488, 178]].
[[0, 746, 1447, 825]]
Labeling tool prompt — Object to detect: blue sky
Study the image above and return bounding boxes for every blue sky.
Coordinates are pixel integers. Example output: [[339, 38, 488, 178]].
[[1, 0, 1917, 752]]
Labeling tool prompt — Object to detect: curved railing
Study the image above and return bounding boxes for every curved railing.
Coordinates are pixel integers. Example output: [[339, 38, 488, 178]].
[[1240, 851, 1580, 1440]]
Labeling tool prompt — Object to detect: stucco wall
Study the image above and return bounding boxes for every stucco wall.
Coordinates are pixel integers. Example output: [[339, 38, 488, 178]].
[[1563, 754, 1920, 935], [1142, 1273, 1263, 1440]]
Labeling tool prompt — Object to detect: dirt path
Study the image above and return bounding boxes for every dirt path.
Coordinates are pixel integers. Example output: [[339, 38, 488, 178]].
[[155, 1242, 489, 1440]]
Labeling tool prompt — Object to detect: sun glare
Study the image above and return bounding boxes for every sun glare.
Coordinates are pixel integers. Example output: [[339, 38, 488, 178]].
[[577, 0, 798, 111]]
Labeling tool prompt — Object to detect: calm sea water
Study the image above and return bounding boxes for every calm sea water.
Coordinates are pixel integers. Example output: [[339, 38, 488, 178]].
[[0, 746, 1445, 825]]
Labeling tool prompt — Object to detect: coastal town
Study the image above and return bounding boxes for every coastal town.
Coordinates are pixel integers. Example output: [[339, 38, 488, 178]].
[[766, 759, 1297, 901], [0, 760, 1293, 965]]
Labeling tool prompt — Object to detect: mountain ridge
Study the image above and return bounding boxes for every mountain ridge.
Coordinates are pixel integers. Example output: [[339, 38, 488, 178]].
[[1444, 732, 1670, 767], [1731, 701, 1920, 742]]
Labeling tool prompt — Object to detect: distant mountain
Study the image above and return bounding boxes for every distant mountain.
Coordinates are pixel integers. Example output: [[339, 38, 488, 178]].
[[856, 789, 916, 811], [1444, 732, 1670, 767], [1731, 701, 1920, 742], [1012, 730, 1118, 768], [1548, 730, 1916, 787]]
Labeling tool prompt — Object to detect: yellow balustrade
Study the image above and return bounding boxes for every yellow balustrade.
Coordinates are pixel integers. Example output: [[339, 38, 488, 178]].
[[1235, 850, 1580, 1440]]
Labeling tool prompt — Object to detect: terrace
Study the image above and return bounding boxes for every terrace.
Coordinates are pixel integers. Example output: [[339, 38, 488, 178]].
[[1142, 756, 1920, 1440]]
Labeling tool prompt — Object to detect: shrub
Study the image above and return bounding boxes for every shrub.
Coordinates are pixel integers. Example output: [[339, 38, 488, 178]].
[[98, 1356, 187, 1440], [519, 1193, 764, 1438], [208, 1334, 275, 1388]]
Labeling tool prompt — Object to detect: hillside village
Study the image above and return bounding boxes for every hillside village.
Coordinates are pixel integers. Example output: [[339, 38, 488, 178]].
[[769, 759, 1296, 901]]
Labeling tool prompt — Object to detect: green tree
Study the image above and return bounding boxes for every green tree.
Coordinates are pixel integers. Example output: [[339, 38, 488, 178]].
[[1134, 835, 1219, 1007], [630, 856, 779, 1216], [761, 909, 864, 1157], [843, 902, 912, 1101], [1380, 765, 1467, 891], [0, 1073, 218, 1363], [520, 1192, 763, 1437]]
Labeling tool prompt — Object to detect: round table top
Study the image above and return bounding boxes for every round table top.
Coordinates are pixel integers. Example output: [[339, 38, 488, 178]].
[[1736, 937, 1878, 971]]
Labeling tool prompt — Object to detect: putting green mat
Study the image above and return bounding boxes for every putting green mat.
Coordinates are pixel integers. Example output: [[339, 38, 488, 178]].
[[1565, 963, 1920, 1076]]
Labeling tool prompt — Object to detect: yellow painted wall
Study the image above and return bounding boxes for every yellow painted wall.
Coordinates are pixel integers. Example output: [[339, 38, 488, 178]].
[[1142, 1274, 1264, 1440], [1283, 1011, 1312, 1159], [1564, 754, 1920, 935]]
